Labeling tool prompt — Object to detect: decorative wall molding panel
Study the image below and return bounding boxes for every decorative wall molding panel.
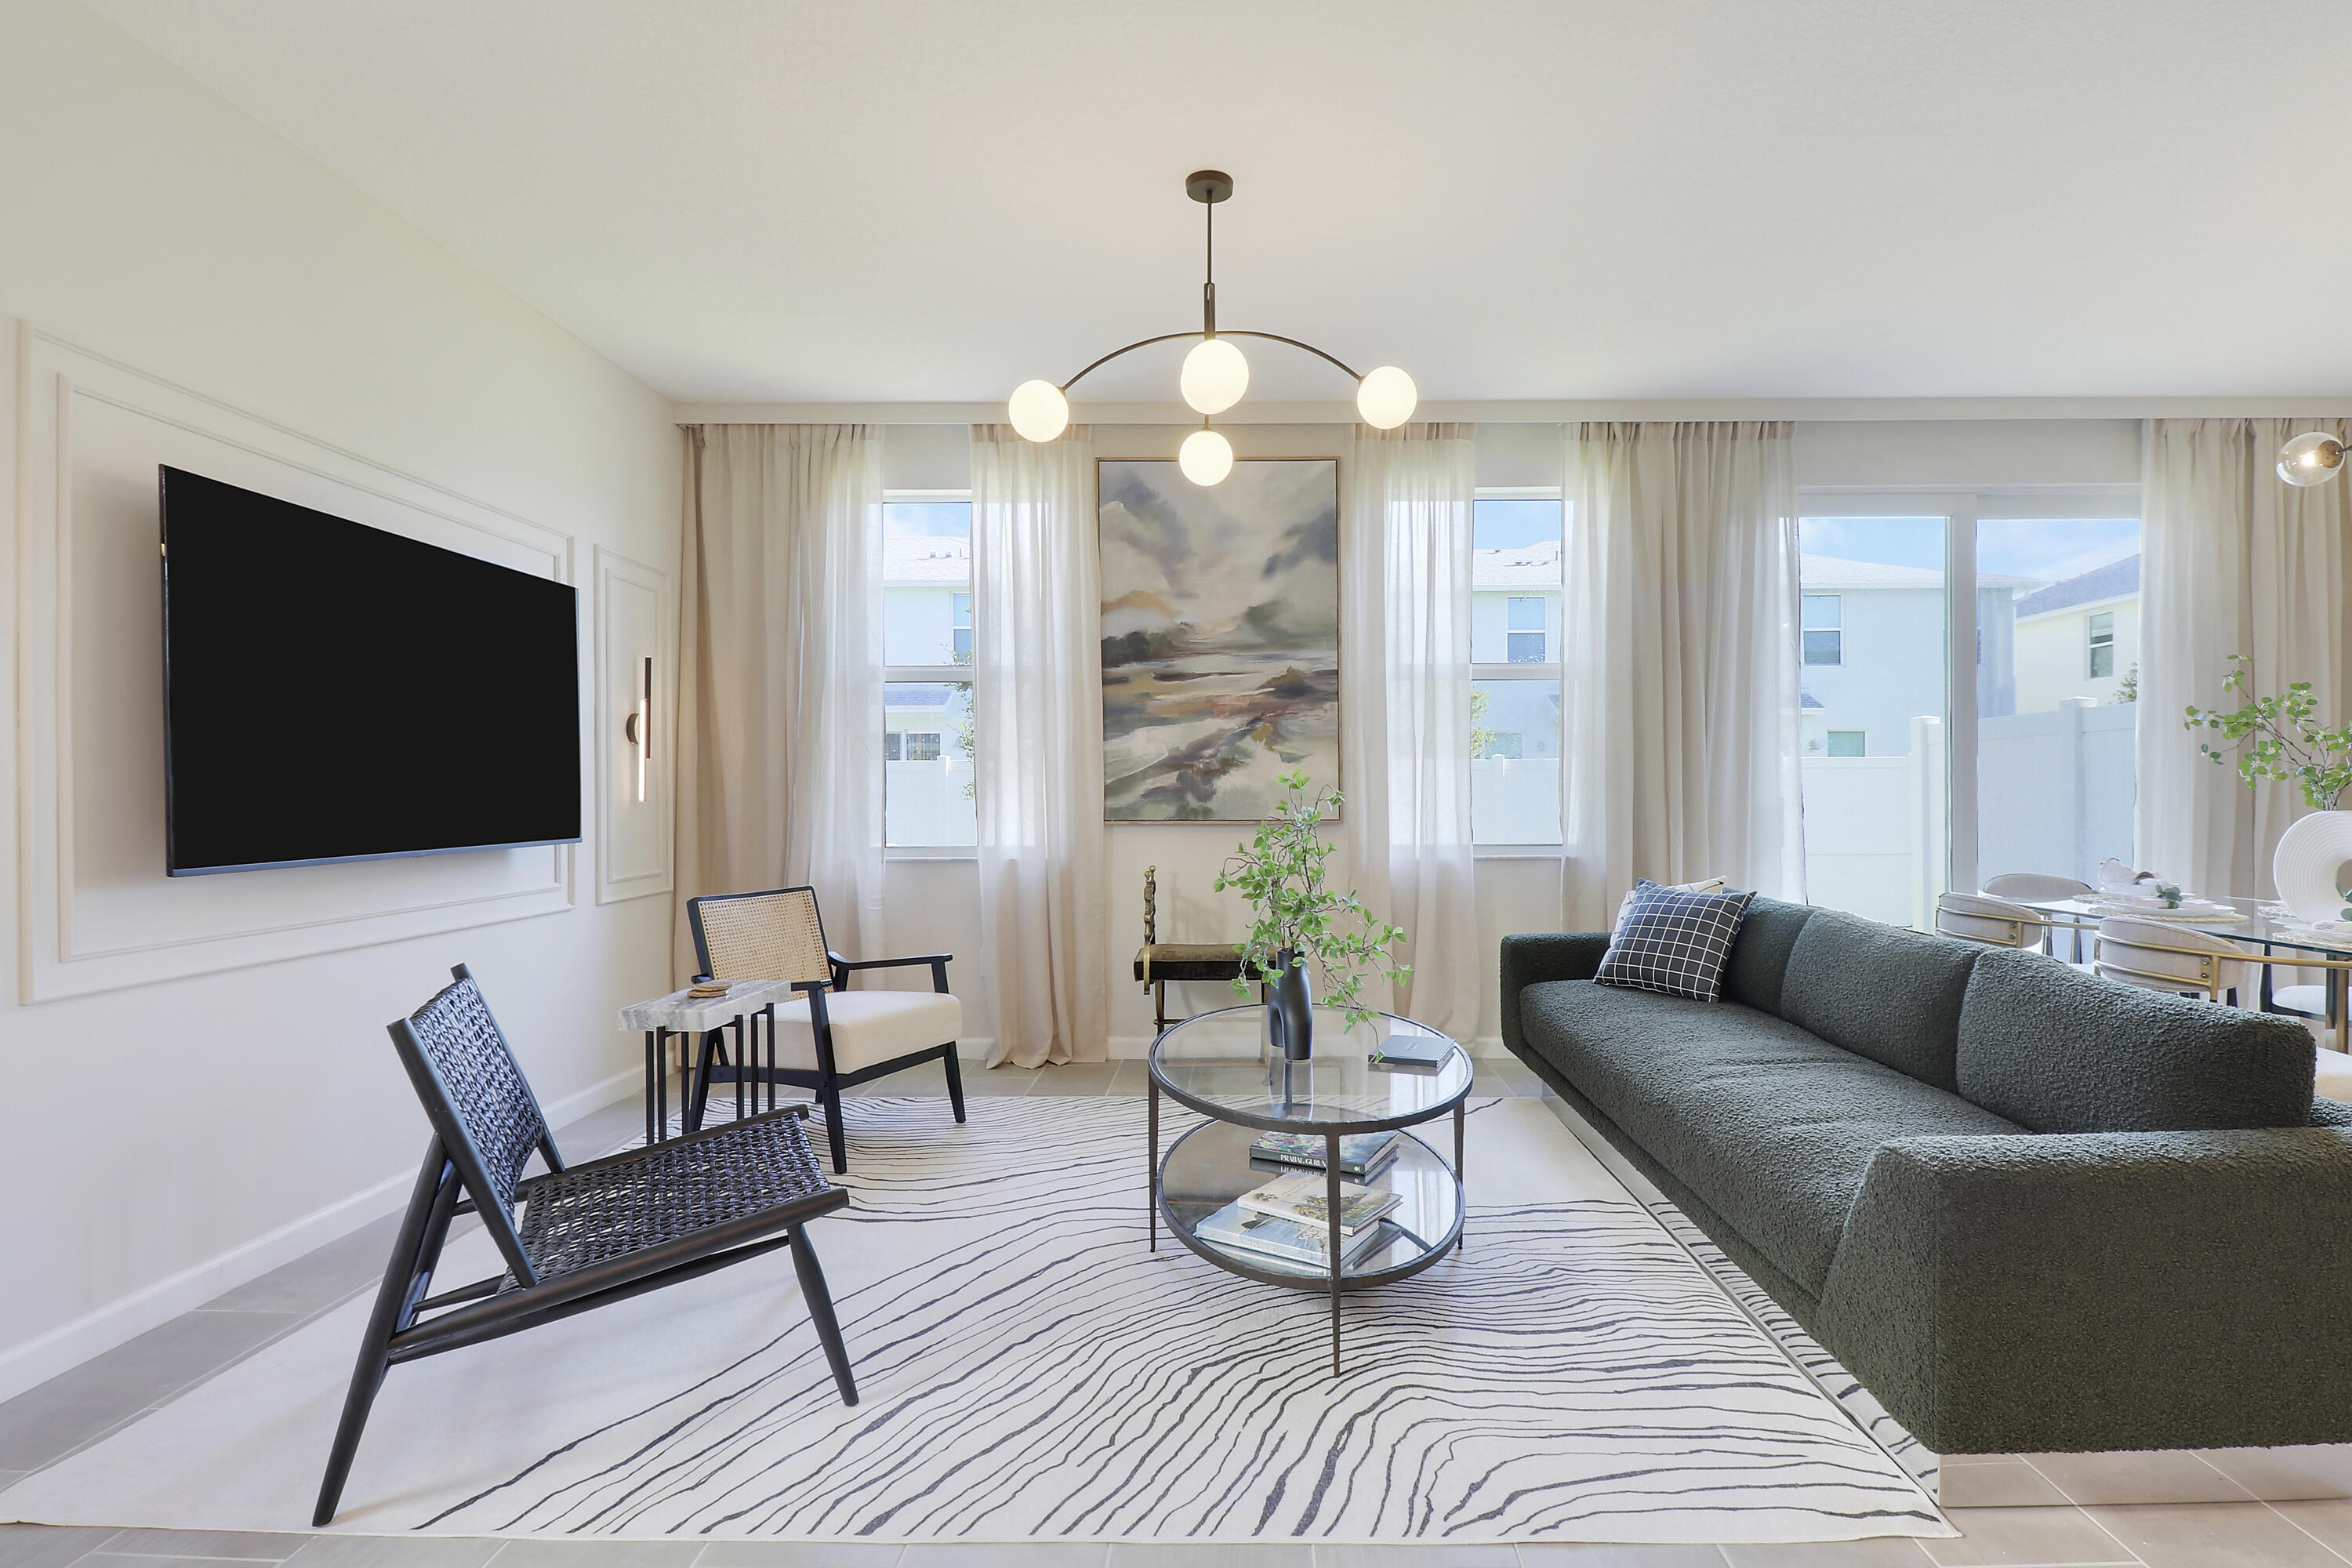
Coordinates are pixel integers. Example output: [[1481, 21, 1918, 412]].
[[594, 544, 675, 904], [13, 322, 579, 1001]]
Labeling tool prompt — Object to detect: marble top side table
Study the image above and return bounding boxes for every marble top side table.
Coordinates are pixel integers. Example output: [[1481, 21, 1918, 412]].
[[619, 979, 797, 1145]]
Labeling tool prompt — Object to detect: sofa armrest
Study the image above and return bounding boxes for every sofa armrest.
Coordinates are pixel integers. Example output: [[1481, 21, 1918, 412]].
[[1498, 933, 1613, 1060], [1819, 1128, 2352, 1454]]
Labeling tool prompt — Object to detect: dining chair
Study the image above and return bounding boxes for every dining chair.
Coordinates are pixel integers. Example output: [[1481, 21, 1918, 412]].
[[2093, 916, 2252, 1005], [687, 885, 965, 1172], [1981, 874, 2096, 959], [315, 964, 856, 1526], [1935, 891, 2046, 948]]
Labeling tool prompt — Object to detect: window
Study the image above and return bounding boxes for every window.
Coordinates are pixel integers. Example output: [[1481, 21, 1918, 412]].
[[1977, 516, 2140, 896], [1802, 594, 1843, 666], [1472, 495, 1563, 844], [1798, 518, 1948, 929], [1505, 597, 1546, 662], [884, 498, 976, 848]]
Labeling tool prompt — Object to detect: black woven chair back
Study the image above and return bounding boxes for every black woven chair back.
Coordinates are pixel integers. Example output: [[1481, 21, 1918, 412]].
[[392, 971, 556, 1279]]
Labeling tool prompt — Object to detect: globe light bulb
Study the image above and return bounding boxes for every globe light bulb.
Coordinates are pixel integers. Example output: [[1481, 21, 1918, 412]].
[[2278, 430, 2347, 487], [1356, 365, 1417, 430], [1180, 337, 1250, 415], [1007, 379, 1070, 443], [1178, 427, 1234, 486]]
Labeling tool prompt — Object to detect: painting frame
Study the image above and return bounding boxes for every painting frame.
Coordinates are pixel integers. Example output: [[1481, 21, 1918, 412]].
[[1098, 456, 1343, 823]]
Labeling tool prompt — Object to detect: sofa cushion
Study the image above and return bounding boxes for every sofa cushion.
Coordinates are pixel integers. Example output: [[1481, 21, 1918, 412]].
[[1955, 946, 2315, 1133], [1778, 908, 1980, 1092], [1517, 977, 2025, 1294], [1595, 881, 1755, 1001], [1721, 894, 1816, 1017]]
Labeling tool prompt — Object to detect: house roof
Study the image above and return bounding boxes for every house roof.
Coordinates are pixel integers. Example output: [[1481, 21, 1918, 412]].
[[884, 535, 971, 585], [2014, 554, 2140, 619], [1472, 539, 1562, 589], [1800, 554, 2038, 591]]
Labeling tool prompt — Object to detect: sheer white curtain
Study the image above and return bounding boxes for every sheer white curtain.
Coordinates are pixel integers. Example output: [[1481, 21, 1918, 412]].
[[969, 426, 1109, 1067], [673, 423, 885, 978], [2140, 417, 2352, 898], [1340, 423, 1479, 1040], [1559, 420, 1804, 928]]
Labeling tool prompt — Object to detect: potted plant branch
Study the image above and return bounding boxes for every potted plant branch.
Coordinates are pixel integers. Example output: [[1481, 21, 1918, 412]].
[[1214, 770, 1410, 1061], [2185, 655, 2352, 921]]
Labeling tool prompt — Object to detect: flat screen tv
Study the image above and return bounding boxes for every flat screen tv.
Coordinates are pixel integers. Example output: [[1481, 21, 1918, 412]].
[[160, 466, 582, 875]]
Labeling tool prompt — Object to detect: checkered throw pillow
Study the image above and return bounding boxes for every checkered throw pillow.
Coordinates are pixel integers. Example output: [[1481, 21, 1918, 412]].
[[1593, 880, 1755, 1002]]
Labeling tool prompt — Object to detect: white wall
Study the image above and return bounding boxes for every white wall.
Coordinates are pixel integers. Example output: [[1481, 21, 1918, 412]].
[[0, 0, 678, 1397]]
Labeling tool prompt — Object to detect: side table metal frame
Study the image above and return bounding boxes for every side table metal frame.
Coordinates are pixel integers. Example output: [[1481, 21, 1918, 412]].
[[641, 1000, 779, 1144]]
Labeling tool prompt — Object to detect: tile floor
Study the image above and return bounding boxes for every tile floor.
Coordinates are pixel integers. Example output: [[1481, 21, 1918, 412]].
[[2, 1054, 2347, 1567]]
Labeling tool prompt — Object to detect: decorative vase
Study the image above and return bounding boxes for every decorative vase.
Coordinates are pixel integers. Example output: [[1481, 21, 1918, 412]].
[[2274, 809, 2352, 924], [1267, 949, 1316, 1062]]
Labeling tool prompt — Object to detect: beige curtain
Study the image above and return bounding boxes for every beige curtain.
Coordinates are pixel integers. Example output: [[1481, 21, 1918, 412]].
[[2139, 417, 2352, 899], [673, 424, 884, 980], [1559, 421, 1805, 928], [969, 425, 1108, 1066], [1339, 423, 1479, 1040]]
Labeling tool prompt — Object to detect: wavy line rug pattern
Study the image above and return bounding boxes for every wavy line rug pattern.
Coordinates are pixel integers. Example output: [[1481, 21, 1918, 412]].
[[0, 1094, 1949, 1544]]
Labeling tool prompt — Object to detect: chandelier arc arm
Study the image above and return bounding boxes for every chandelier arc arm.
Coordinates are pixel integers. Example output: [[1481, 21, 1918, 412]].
[[1059, 329, 1363, 394]]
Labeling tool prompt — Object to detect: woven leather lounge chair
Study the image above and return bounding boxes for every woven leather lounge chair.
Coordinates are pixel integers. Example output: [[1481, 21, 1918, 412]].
[[686, 885, 966, 1172], [313, 964, 857, 1526]]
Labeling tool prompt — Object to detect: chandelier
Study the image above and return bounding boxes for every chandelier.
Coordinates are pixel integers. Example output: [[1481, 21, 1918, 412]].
[[2278, 428, 2349, 487], [1004, 171, 1417, 485]]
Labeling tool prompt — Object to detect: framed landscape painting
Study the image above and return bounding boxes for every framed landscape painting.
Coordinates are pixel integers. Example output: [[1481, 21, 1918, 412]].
[[1098, 457, 1340, 821]]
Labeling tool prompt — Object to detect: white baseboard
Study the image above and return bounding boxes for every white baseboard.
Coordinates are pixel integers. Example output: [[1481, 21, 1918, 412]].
[[0, 1065, 640, 1406]]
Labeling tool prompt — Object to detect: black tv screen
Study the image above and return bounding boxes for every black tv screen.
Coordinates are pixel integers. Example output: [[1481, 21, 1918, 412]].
[[160, 466, 582, 875]]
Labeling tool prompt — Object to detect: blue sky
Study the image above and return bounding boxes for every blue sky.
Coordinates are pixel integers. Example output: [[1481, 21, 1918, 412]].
[[1472, 498, 1561, 550], [886, 500, 971, 539], [1801, 515, 2139, 590]]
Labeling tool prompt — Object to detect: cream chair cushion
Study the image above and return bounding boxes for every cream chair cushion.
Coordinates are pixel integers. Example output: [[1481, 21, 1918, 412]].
[[773, 990, 962, 1073], [2094, 917, 2250, 1000], [2315, 1043, 2352, 1098], [1936, 892, 2042, 947]]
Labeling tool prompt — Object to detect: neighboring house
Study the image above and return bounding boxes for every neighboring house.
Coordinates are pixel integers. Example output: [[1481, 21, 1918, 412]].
[[2010, 554, 2139, 713], [1798, 556, 2035, 756], [1471, 537, 1562, 759], [883, 535, 972, 763]]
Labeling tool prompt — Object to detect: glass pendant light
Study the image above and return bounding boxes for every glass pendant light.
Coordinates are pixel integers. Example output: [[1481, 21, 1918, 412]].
[[1181, 338, 1249, 414], [1356, 366, 1417, 430], [1007, 379, 1070, 443], [1178, 426, 1234, 486], [2278, 430, 2347, 487]]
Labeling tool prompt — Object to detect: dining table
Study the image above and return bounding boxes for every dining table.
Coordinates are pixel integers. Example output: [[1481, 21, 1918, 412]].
[[2021, 892, 2350, 1039]]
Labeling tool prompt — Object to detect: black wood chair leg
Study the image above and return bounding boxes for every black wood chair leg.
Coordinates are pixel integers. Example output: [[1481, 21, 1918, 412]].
[[313, 1348, 390, 1526], [789, 1225, 858, 1406], [942, 1046, 967, 1123], [819, 1080, 848, 1173]]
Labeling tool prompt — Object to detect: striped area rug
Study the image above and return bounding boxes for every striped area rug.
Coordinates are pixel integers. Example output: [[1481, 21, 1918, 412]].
[[0, 1094, 1948, 1544]]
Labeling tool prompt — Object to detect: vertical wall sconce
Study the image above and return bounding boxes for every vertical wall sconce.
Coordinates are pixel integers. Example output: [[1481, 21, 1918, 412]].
[[622, 655, 652, 803]]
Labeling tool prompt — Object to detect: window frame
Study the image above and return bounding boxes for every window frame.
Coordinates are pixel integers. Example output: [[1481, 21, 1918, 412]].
[[2087, 610, 2115, 678], [883, 488, 978, 858], [1472, 486, 1566, 856], [1801, 593, 1844, 666]]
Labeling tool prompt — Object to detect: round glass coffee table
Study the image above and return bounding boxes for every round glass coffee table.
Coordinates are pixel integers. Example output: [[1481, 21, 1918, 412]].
[[1148, 1004, 1472, 1372]]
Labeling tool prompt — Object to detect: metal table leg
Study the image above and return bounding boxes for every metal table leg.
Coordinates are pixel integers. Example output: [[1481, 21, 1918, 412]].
[[1147, 1076, 1159, 1251], [1326, 1128, 1343, 1376], [733, 1014, 746, 1122], [1455, 1099, 1466, 1254], [644, 1029, 658, 1146]]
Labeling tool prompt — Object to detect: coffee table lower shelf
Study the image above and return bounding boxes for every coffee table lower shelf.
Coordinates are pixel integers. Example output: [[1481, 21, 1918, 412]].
[[1149, 1117, 1464, 1372]]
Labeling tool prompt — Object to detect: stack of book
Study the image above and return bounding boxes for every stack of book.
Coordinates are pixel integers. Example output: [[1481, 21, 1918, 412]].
[[1194, 1173, 1399, 1270], [1248, 1129, 1401, 1178]]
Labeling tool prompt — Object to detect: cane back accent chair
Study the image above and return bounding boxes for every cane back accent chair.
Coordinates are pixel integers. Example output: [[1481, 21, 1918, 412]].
[[687, 885, 965, 1172], [314, 964, 856, 1526]]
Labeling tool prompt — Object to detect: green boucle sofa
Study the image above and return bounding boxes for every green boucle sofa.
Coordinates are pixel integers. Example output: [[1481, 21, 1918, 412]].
[[1500, 895, 2352, 1457]]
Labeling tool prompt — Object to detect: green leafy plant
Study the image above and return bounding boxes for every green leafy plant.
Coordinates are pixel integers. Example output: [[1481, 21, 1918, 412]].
[[2184, 655, 2352, 811], [1213, 770, 1410, 1029]]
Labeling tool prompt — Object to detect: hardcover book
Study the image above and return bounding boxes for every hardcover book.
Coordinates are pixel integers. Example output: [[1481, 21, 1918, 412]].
[[1236, 1174, 1400, 1235], [1196, 1201, 1391, 1269], [1369, 1033, 1452, 1069], [1247, 1130, 1400, 1176]]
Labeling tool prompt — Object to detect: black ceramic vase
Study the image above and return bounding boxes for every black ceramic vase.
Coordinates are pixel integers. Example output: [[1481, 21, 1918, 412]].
[[1268, 949, 1316, 1062]]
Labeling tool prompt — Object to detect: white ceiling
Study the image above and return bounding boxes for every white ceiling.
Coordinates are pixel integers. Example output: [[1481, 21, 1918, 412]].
[[79, 0, 2352, 405]]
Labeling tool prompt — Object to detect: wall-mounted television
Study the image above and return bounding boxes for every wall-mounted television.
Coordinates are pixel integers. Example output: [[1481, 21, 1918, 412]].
[[160, 466, 582, 875]]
